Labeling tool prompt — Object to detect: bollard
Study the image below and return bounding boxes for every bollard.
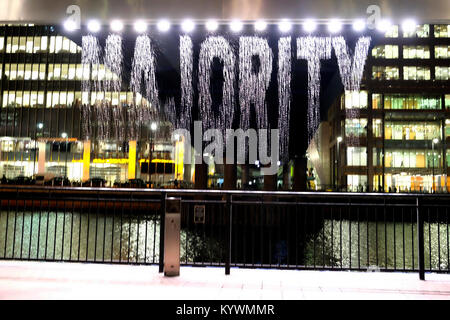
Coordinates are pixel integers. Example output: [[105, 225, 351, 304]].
[[164, 197, 181, 277]]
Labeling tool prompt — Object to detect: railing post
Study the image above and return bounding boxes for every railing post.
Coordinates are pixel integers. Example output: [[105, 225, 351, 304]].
[[225, 194, 232, 275], [159, 192, 166, 273], [416, 197, 425, 281]]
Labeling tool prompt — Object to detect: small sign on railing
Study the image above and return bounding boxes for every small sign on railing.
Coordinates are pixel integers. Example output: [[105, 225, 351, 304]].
[[194, 205, 206, 224]]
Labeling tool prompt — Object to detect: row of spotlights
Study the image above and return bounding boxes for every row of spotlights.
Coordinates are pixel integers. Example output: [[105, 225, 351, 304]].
[[67, 18, 418, 34]]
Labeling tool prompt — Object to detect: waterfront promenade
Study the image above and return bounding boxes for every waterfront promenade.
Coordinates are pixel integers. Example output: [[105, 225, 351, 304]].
[[0, 261, 449, 300]]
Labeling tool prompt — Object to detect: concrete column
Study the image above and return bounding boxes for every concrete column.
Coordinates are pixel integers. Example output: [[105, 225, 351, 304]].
[[282, 163, 291, 190], [128, 140, 137, 180], [263, 171, 277, 191], [293, 157, 307, 191], [82, 140, 91, 182], [194, 163, 208, 189], [38, 141, 46, 174], [241, 164, 249, 189], [223, 163, 237, 190]]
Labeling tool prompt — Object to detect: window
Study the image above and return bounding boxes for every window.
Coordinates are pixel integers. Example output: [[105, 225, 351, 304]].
[[403, 66, 431, 80], [446, 95, 450, 109], [373, 119, 382, 138], [26, 37, 33, 53], [372, 94, 382, 109], [403, 46, 430, 59], [347, 147, 367, 166], [403, 24, 430, 38], [435, 46, 450, 59], [385, 25, 398, 38], [345, 118, 367, 139], [436, 66, 450, 80], [372, 45, 398, 59], [384, 94, 441, 110], [372, 66, 400, 80], [347, 175, 367, 192], [344, 91, 368, 109], [434, 25, 450, 38], [384, 122, 441, 141], [0, 37, 4, 52], [385, 150, 441, 169]]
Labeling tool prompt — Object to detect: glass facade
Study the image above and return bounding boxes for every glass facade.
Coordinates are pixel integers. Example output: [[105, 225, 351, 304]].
[[372, 45, 398, 59], [403, 46, 430, 59], [372, 66, 400, 80], [434, 25, 450, 38], [403, 66, 431, 80], [436, 66, 450, 80], [384, 94, 441, 110], [403, 24, 430, 38], [0, 25, 177, 186]]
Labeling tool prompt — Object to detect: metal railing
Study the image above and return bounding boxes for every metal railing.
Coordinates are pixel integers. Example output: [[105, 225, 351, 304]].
[[1, 186, 449, 280]]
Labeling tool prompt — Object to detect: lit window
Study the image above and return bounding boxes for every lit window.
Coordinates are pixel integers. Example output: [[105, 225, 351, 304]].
[[404, 66, 431, 80], [0, 37, 4, 52], [403, 24, 430, 38], [372, 66, 400, 80], [372, 94, 382, 109], [403, 46, 430, 59], [61, 64, 68, 80], [24, 64, 32, 80], [434, 25, 450, 38], [372, 45, 398, 59], [345, 118, 368, 138], [385, 25, 398, 38], [436, 66, 450, 80], [344, 91, 368, 109], [68, 64, 76, 80], [435, 46, 450, 59], [384, 94, 442, 110], [26, 37, 33, 53], [346, 147, 367, 166]]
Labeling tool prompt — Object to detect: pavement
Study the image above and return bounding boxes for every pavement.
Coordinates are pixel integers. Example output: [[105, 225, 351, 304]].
[[0, 260, 449, 300]]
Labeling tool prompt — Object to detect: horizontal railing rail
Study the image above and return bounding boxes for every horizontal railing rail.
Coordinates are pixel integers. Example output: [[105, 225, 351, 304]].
[[0, 186, 449, 280]]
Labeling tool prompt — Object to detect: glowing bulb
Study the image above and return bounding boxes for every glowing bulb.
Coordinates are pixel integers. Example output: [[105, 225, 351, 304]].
[[230, 19, 243, 32], [87, 20, 101, 33], [157, 19, 171, 32], [64, 19, 77, 32], [134, 20, 147, 33], [352, 19, 366, 32], [402, 19, 417, 33], [278, 19, 292, 32], [254, 20, 267, 32], [181, 19, 195, 32], [151, 122, 158, 131], [110, 20, 123, 32], [206, 19, 218, 31], [328, 19, 342, 33], [303, 19, 317, 33]]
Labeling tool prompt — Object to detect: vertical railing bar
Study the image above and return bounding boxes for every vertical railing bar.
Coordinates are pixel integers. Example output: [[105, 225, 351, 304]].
[[402, 207, 405, 271], [331, 206, 334, 269], [94, 192, 99, 262], [61, 198, 66, 261], [417, 197, 425, 280], [384, 198, 387, 270], [339, 205, 342, 270], [111, 199, 115, 263], [158, 192, 166, 273], [44, 192, 50, 260], [393, 203, 396, 271], [437, 206, 441, 272], [225, 194, 232, 275], [19, 192, 25, 259], [4, 198, 10, 258], [127, 193, 132, 263], [348, 198, 352, 270], [102, 199, 107, 263], [322, 205, 325, 268], [119, 199, 124, 263], [52, 198, 58, 261], [136, 200, 141, 264], [357, 205, 360, 270], [12, 188, 18, 259], [28, 196, 35, 260], [69, 198, 74, 262], [86, 198, 91, 262], [428, 206, 432, 271]]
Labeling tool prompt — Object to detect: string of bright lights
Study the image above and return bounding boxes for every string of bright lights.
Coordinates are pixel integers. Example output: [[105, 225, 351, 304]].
[[64, 18, 419, 34]]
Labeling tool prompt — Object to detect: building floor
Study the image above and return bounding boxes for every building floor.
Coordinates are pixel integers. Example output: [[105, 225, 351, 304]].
[[0, 261, 449, 300]]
